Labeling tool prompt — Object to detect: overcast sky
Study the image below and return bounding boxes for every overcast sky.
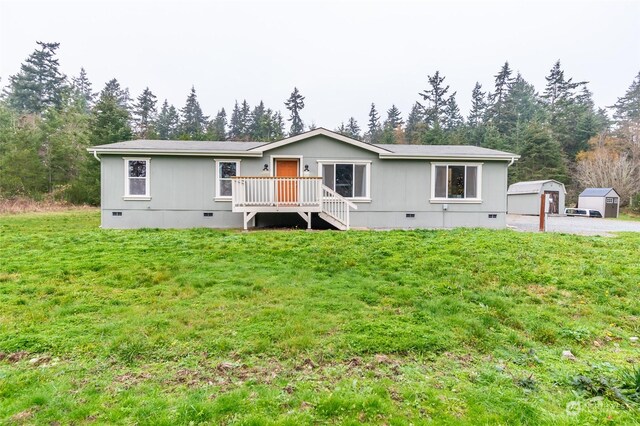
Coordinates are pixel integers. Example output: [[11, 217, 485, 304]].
[[1, 0, 639, 129]]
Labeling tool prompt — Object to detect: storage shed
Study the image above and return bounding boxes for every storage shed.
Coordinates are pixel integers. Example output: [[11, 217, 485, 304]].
[[507, 180, 566, 215], [578, 188, 620, 218]]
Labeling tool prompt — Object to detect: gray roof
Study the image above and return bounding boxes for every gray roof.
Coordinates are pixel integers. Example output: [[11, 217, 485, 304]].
[[91, 139, 266, 152], [89, 132, 518, 160], [377, 144, 516, 157], [579, 188, 618, 197], [507, 180, 566, 195]]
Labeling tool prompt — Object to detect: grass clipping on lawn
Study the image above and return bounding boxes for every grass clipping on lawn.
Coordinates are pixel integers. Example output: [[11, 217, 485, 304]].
[[0, 211, 639, 424]]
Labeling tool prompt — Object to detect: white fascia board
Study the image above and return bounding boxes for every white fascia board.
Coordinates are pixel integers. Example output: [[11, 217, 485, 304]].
[[87, 148, 263, 157], [249, 128, 392, 155], [379, 154, 520, 161]]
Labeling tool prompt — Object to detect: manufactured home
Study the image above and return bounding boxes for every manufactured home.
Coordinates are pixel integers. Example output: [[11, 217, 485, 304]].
[[507, 180, 566, 215], [89, 128, 519, 230]]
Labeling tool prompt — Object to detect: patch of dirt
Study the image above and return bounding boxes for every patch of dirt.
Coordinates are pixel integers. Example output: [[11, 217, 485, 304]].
[[5, 351, 29, 363], [28, 355, 52, 366], [0, 197, 96, 215], [10, 409, 34, 423], [113, 372, 153, 389]]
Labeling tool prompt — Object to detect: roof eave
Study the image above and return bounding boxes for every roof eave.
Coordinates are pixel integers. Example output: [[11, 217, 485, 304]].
[[87, 148, 263, 157], [379, 154, 520, 161], [249, 128, 393, 155]]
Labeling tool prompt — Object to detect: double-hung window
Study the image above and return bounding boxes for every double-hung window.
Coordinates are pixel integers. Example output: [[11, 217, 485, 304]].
[[124, 158, 150, 199], [216, 160, 240, 199], [431, 163, 481, 202], [320, 162, 370, 200]]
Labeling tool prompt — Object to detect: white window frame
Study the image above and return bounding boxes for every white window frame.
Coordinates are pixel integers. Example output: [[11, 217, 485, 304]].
[[123, 157, 151, 200], [215, 159, 241, 201], [430, 162, 482, 203], [317, 160, 371, 202]]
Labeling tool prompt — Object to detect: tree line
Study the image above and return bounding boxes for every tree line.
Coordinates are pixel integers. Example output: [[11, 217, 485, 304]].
[[1, 41, 639, 207]]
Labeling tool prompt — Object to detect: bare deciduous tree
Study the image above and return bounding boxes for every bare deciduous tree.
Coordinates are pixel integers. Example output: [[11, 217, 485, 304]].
[[575, 144, 638, 205]]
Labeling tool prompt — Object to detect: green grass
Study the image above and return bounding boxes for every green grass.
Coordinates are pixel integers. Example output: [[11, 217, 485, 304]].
[[618, 211, 640, 222], [1, 211, 640, 424]]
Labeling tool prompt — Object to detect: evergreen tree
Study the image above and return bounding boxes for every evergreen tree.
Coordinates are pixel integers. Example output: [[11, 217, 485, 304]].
[[156, 100, 180, 140], [239, 100, 251, 140], [91, 82, 133, 145], [179, 86, 208, 140], [612, 71, 640, 123], [133, 87, 157, 139], [39, 97, 91, 194], [511, 122, 567, 183], [468, 82, 487, 127], [208, 108, 227, 140], [345, 117, 362, 140], [250, 101, 270, 140], [284, 87, 305, 136], [269, 111, 286, 140], [418, 71, 449, 128], [404, 102, 425, 144], [443, 94, 464, 131], [101, 78, 131, 110], [4, 41, 67, 114], [366, 103, 382, 143], [501, 74, 542, 151], [541, 61, 603, 158], [384, 104, 404, 129], [71, 67, 95, 110], [486, 62, 515, 132], [228, 101, 243, 140]]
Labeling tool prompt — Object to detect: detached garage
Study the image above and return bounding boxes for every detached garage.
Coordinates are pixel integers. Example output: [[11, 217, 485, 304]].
[[507, 180, 566, 215], [578, 188, 620, 218]]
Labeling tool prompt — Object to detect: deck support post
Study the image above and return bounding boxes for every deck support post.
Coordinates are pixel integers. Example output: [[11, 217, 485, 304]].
[[296, 211, 312, 230], [243, 211, 257, 231]]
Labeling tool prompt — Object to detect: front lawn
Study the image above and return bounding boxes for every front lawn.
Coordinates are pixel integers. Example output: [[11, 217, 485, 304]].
[[1, 211, 639, 424]]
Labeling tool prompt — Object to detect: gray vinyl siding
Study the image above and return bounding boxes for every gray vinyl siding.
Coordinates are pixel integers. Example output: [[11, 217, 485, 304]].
[[100, 134, 510, 229]]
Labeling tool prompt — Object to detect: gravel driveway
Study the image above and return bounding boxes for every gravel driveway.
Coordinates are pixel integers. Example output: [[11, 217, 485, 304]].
[[507, 214, 640, 236]]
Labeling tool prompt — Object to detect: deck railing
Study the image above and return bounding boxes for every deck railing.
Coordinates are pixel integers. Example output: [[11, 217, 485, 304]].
[[320, 184, 357, 229], [232, 176, 322, 208], [231, 176, 357, 230]]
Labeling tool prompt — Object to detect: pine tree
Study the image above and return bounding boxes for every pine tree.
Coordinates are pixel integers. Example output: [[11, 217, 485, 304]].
[[345, 117, 362, 140], [133, 87, 157, 139], [156, 100, 180, 140], [71, 67, 95, 110], [228, 101, 243, 140], [179, 86, 208, 140], [418, 71, 449, 128], [4, 41, 67, 114], [443, 94, 463, 131], [468, 82, 487, 127], [541, 61, 603, 158], [39, 98, 91, 194], [384, 105, 404, 129], [404, 102, 425, 144], [612, 71, 640, 123], [91, 82, 133, 145], [511, 122, 567, 183], [250, 101, 271, 140], [501, 74, 542, 151], [366, 103, 381, 143], [284, 87, 305, 136], [239, 100, 251, 140], [269, 111, 286, 140], [486, 62, 515, 132], [208, 108, 227, 140], [101, 79, 131, 111]]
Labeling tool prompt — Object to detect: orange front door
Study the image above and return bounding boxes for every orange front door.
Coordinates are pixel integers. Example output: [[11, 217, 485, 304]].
[[275, 160, 299, 203]]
